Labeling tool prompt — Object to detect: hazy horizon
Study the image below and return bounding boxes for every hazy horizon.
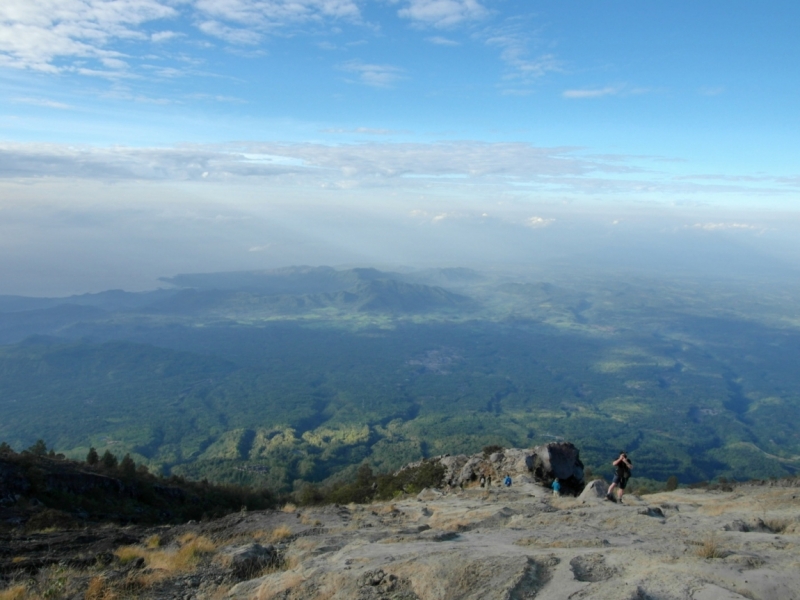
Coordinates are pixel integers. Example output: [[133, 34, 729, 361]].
[[2, 2, 799, 296]]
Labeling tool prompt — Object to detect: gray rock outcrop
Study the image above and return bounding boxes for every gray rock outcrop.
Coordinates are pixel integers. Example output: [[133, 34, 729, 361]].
[[529, 442, 585, 493], [220, 543, 277, 578], [426, 443, 585, 494]]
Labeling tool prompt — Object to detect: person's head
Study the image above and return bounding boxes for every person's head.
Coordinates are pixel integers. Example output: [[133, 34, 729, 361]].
[[620, 450, 627, 458]]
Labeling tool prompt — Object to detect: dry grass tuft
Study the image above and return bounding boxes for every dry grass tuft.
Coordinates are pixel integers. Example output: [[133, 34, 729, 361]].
[[269, 525, 293, 542], [281, 503, 297, 513], [299, 515, 322, 526], [144, 534, 162, 549], [256, 571, 304, 600], [115, 545, 148, 565], [292, 538, 319, 552], [695, 533, 725, 559], [115, 533, 216, 576], [763, 518, 793, 534], [84, 576, 117, 600], [551, 496, 583, 510], [0, 586, 28, 600], [170, 534, 216, 569]]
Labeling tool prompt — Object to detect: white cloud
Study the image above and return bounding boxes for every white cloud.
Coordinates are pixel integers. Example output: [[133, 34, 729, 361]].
[[340, 60, 405, 87], [427, 35, 459, 46], [12, 97, 73, 109], [0, 0, 176, 72], [483, 22, 560, 87], [1, 141, 796, 203], [525, 216, 554, 229], [192, 0, 361, 41], [197, 19, 262, 45], [395, 0, 487, 28], [689, 222, 766, 233], [562, 86, 620, 99], [321, 127, 404, 135], [151, 30, 180, 42], [0, 0, 364, 73]]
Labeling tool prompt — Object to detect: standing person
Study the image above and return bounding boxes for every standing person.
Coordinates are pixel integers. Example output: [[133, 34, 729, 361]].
[[606, 451, 632, 503], [503, 474, 512, 487]]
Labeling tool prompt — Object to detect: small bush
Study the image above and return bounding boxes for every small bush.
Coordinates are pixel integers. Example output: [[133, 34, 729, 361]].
[[695, 533, 725, 559], [665, 476, 679, 492]]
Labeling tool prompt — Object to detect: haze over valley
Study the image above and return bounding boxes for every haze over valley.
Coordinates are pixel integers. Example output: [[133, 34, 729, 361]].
[[2, 264, 799, 493]]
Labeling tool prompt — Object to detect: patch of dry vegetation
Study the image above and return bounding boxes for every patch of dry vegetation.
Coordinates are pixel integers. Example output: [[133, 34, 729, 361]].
[[763, 518, 794, 534], [695, 533, 726, 559], [0, 586, 27, 600], [115, 532, 217, 575], [256, 571, 305, 600], [299, 514, 322, 526], [268, 525, 293, 542], [84, 576, 117, 600]]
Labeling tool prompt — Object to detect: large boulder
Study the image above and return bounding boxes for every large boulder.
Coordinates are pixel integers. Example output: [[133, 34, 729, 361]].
[[578, 479, 609, 501], [220, 543, 277, 579], [529, 442, 585, 494]]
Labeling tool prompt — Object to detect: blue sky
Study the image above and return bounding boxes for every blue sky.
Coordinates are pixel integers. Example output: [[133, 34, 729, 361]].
[[1, 1, 799, 294]]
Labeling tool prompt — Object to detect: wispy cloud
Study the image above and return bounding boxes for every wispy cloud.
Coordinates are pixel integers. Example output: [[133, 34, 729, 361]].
[[699, 86, 725, 96], [0, 0, 176, 72], [395, 0, 488, 28], [562, 85, 653, 99], [196, 20, 262, 45], [427, 35, 460, 46], [193, 0, 361, 42], [12, 97, 73, 110], [151, 30, 181, 43], [562, 86, 621, 99], [339, 60, 405, 88], [688, 222, 767, 233], [483, 20, 561, 88], [1, 141, 797, 202], [0, 0, 363, 74], [321, 127, 406, 135], [525, 216, 555, 229]]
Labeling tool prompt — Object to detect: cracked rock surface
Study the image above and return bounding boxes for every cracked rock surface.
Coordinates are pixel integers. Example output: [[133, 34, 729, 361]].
[[2, 480, 799, 599]]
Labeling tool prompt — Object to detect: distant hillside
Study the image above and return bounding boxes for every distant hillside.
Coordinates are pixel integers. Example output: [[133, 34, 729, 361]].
[[0, 446, 275, 529], [145, 277, 469, 316], [160, 266, 398, 295], [0, 267, 474, 345]]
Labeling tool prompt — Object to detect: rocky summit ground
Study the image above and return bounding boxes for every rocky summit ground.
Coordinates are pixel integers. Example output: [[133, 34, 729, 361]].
[[2, 479, 799, 600]]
